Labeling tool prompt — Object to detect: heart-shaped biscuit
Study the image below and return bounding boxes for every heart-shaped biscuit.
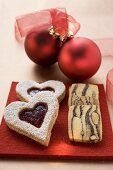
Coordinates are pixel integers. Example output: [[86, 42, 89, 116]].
[[16, 80, 65, 102], [4, 92, 59, 146]]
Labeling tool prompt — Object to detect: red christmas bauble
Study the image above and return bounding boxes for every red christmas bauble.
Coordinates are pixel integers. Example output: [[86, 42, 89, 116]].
[[24, 30, 61, 66], [58, 37, 102, 81]]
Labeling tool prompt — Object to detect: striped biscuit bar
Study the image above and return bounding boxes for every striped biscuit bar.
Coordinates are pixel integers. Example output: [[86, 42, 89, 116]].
[[68, 84, 99, 106], [68, 105, 102, 143]]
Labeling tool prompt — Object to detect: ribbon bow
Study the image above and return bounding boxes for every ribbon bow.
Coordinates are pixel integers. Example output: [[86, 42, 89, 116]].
[[15, 8, 80, 42]]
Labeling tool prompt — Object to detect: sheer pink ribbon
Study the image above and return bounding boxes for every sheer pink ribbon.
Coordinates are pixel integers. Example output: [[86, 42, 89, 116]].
[[15, 8, 80, 41], [107, 69, 113, 105], [102, 39, 113, 105], [96, 38, 113, 105]]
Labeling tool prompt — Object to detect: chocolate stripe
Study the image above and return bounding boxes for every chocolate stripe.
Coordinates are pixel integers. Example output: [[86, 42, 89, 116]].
[[80, 105, 84, 141], [72, 84, 78, 95], [94, 105, 100, 139], [85, 106, 95, 140], [82, 84, 89, 96], [71, 85, 78, 105]]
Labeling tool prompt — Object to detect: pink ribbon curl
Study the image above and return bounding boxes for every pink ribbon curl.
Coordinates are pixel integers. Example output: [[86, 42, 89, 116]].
[[15, 8, 80, 41], [96, 38, 113, 105], [106, 69, 113, 105]]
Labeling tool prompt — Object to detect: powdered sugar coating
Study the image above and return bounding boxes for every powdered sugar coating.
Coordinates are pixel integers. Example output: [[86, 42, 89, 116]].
[[4, 91, 59, 146], [16, 80, 66, 103]]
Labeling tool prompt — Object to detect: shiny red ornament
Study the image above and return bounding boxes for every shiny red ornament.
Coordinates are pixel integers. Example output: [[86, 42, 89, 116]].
[[15, 8, 80, 66], [24, 30, 61, 66], [58, 37, 102, 81]]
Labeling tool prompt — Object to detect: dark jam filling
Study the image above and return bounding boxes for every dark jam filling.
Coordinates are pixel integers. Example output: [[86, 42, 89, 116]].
[[27, 87, 55, 97], [19, 102, 48, 128]]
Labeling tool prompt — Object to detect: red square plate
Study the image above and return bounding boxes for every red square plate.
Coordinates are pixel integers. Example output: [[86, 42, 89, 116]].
[[0, 82, 113, 160]]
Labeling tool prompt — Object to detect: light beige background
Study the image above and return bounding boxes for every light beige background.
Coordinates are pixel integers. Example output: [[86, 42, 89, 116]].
[[0, 0, 113, 169]]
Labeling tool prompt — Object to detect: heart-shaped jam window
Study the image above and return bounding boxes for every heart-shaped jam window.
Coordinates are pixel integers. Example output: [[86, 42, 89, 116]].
[[27, 87, 55, 97], [19, 102, 48, 128]]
